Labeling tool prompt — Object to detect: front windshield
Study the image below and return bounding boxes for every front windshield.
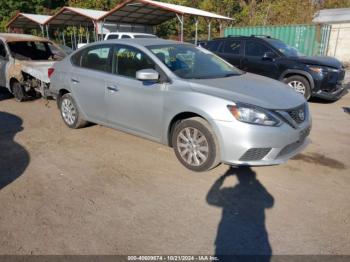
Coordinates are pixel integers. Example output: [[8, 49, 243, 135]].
[[265, 38, 303, 57], [148, 44, 242, 79], [8, 41, 66, 61]]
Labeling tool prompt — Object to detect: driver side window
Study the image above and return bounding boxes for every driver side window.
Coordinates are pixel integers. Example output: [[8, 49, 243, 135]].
[[0, 41, 7, 59], [245, 41, 271, 57], [113, 45, 155, 79]]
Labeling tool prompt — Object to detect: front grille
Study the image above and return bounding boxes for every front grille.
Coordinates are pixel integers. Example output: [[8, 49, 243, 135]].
[[287, 104, 306, 124], [239, 148, 271, 161]]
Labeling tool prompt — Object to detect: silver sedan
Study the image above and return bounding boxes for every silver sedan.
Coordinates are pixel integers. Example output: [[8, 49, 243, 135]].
[[49, 38, 311, 172]]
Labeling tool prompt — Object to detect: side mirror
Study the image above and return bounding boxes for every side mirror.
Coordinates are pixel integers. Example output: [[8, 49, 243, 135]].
[[262, 52, 276, 61], [136, 69, 159, 81]]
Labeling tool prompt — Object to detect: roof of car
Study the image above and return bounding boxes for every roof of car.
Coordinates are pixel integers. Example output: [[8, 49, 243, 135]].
[[107, 32, 155, 35], [0, 33, 50, 43], [207, 35, 276, 42], [102, 38, 186, 47]]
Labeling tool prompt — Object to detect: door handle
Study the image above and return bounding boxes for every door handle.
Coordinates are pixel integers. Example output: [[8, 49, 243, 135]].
[[107, 86, 119, 92], [71, 78, 79, 84]]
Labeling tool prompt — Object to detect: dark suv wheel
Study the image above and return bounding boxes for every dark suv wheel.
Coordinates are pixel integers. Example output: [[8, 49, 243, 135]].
[[172, 117, 220, 172], [283, 75, 311, 100]]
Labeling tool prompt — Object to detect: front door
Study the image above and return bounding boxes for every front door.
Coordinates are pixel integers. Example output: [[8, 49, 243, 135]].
[[105, 44, 164, 140], [242, 40, 279, 79], [0, 41, 8, 87]]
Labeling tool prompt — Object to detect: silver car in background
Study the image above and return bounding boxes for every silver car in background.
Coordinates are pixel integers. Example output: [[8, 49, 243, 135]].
[[49, 39, 311, 172]]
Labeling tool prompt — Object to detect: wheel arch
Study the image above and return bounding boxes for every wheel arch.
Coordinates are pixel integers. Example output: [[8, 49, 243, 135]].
[[9, 77, 20, 92], [56, 89, 70, 107], [279, 69, 314, 90], [166, 110, 220, 148]]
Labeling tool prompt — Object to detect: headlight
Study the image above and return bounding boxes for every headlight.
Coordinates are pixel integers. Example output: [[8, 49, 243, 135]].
[[307, 65, 339, 74], [227, 104, 281, 126], [308, 66, 323, 74]]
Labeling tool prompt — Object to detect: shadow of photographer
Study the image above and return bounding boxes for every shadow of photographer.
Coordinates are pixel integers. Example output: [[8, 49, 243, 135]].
[[207, 166, 274, 261]]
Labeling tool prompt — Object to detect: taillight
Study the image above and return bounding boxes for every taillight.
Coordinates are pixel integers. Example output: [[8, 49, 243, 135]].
[[48, 68, 55, 78]]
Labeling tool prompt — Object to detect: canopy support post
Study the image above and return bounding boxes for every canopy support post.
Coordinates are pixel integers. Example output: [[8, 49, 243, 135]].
[[62, 31, 66, 46], [40, 25, 44, 37], [208, 21, 212, 41], [73, 27, 77, 50], [46, 25, 50, 39], [93, 21, 97, 42], [195, 18, 199, 45], [176, 14, 184, 42]]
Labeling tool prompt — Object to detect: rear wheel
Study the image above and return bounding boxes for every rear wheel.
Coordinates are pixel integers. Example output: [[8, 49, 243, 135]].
[[59, 93, 87, 129], [283, 75, 311, 100], [172, 117, 220, 172], [12, 81, 26, 102]]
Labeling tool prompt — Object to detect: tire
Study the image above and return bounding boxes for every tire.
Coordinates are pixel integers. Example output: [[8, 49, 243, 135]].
[[172, 117, 220, 172], [12, 81, 26, 102], [59, 93, 87, 129], [283, 75, 311, 100]]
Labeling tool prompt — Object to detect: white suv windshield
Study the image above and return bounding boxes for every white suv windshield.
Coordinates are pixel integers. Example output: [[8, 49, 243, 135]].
[[148, 44, 241, 79]]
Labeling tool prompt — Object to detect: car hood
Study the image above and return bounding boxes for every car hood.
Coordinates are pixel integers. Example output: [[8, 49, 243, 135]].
[[297, 56, 342, 69], [189, 73, 306, 110], [19, 61, 56, 83]]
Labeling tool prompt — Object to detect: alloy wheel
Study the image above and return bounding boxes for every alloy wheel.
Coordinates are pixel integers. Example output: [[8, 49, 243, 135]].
[[61, 98, 77, 126], [176, 127, 209, 166], [288, 80, 306, 95]]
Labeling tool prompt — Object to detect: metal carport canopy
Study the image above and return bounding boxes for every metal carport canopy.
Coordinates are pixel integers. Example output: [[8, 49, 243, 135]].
[[100, 0, 233, 42], [45, 7, 107, 27], [6, 13, 51, 30], [101, 0, 232, 25]]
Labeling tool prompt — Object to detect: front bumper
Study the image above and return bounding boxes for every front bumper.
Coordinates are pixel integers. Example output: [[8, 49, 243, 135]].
[[313, 83, 348, 101], [213, 117, 311, 166]]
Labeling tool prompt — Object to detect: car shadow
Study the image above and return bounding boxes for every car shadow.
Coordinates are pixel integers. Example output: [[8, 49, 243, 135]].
[[206, 166, 274, 261], [0, 112, 30, 190], [0, 87, 13, 101]]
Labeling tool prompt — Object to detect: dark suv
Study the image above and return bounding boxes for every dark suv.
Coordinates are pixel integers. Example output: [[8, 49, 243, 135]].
[[201, 36, 347, 100]]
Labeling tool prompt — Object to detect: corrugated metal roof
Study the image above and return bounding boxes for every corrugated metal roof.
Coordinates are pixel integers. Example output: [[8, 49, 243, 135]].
[[313, 8, 350, 24], [65, 7, 107, 20], [45, 7, 108, 26], [6, 13, 51, 29], [101, 0, 233, 25], [21, 14, 52, 24]]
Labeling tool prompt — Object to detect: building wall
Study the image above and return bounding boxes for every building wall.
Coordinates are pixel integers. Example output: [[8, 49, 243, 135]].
[[327, 23, 350, 65]]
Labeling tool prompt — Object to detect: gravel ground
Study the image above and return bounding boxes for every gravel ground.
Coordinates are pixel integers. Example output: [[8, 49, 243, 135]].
[[0, 77, 350, 256]]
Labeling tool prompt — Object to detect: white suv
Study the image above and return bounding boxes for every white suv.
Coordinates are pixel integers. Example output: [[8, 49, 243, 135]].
[[104, 32, 157, 40]]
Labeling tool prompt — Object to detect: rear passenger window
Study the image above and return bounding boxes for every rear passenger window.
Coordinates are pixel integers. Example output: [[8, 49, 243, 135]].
[[222, 40, 241, 54], [71, 50, 83, 66], [205, 41, 221, 51], [81, 46, 112, 73], [114, 45, 155, 78], [107, 34, 119, 40], [121, 35, 131, 39], [245, 41, 271, 57]]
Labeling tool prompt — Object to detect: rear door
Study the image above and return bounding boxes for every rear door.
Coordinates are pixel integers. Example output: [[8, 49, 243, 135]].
[[216, 39, 243, 69], [69, 44, 113, 122], [0, 40, 8, 87], [241, 39, 279, 78]]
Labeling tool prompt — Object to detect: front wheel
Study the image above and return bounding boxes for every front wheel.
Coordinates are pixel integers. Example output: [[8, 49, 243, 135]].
[[172, 117, 220, 172], [283, 75, 311, 100], [12, 82, 26, 102], [59, 93, 87, 129]]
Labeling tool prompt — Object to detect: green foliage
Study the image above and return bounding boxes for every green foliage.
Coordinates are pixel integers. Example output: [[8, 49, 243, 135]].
[[1, 0, 350, 39]]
